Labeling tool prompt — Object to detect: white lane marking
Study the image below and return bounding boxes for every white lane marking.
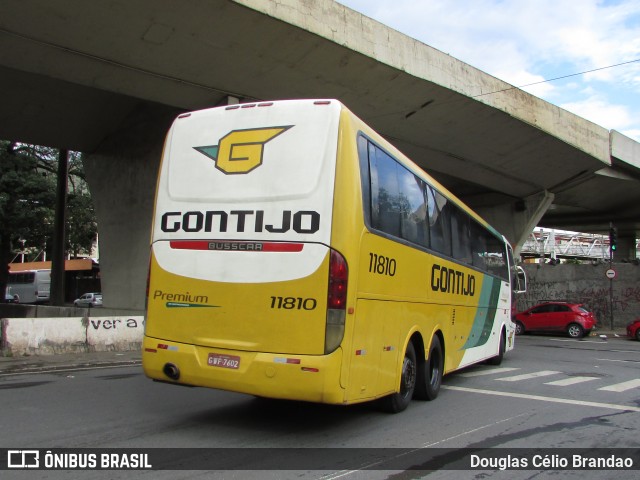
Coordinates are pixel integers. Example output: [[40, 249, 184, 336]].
[[598, 379, 640, 392], [544, 376, 599, 386], [548, 338, 609, 344], [442, 385, 640, 412], [595, 358, 640, 364], [495, 370, 561, 382], [319, 412, 530, 480], [420, 412, 531, 447], [547, 338, 638, 351], [458, 367, 520, 377]]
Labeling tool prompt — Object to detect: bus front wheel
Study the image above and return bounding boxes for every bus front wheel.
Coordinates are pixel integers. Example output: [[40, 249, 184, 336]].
[[487, 329, 505, 366], [381, 342, 417, 413]]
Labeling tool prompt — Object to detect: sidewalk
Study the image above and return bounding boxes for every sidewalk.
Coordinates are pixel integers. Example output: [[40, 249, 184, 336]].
[[589, 328, 628, 338], [0, 349, 142, 376]]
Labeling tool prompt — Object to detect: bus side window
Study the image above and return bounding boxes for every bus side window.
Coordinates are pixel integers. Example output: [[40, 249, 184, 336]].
[[426, 186, 452, 256], [357, 135, 373, 227], [451, 206, 472, 264], [369, 143, 401, 238], [470, 221, 488, 272], [398, 171, 428, 247]]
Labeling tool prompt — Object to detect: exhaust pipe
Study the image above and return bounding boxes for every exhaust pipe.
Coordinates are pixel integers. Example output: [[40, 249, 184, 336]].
[[163, 363, 180, 381]]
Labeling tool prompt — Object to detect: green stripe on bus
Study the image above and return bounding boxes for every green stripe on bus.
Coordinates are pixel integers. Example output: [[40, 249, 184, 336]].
[[461, 276, 501, 349], [165, 302, 220, 308]]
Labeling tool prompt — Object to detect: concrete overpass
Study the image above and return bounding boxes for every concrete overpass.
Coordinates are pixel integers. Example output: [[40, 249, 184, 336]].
[[1, 0, 639, 310]]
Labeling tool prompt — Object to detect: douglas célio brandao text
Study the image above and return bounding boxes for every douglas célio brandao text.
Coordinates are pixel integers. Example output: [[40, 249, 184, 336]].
[[469, 453, 635, 470]]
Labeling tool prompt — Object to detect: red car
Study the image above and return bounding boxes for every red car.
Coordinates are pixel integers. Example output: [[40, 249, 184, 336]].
[[627, 319, 640, 341], [514, 302, 596, 338]]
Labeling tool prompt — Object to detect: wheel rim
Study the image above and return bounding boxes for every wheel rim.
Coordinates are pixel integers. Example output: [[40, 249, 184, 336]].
[[400, 355, 416, 398], [568, 325, 581, 337], [429, 349, 441, 389], [515, 323, 523, 334]]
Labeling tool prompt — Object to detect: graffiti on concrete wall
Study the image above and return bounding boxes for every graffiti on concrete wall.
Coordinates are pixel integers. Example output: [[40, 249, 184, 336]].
[[519, 265, 640, 328], [87, 318, 143, 330]]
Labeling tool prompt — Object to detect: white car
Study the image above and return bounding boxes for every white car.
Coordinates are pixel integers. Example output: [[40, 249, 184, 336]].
[[74, 292, 103, 308]]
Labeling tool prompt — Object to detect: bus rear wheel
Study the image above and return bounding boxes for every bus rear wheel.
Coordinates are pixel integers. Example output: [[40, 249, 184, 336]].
[[382, 342, 417, 413], [415, 335, 443, 401]]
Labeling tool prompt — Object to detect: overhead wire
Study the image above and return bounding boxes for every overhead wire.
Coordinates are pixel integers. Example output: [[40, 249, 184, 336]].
[[400, 57, 640, 119], [474, 57, 640, 100]]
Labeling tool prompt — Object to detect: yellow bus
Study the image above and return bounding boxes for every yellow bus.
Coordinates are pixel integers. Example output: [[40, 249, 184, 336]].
[[143, 99, 525, 412]]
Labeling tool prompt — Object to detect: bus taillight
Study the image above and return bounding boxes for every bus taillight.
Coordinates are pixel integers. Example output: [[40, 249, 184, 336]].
[[325, 250, 348, 354], [328, 250, 348, 309]]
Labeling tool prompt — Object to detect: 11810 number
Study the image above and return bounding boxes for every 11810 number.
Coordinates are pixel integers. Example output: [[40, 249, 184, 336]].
[[270, 296, 317, 310], [369, 252, 396, 276]]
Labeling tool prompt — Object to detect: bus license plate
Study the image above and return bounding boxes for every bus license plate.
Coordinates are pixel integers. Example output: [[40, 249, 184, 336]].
[[208, 353, 240, 369]]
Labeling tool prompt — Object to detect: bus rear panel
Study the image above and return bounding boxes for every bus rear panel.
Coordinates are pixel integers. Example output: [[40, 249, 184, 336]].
[[143, 100, 348, 403]]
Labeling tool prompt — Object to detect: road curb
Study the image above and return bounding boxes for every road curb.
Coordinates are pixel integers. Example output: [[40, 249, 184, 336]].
[[0, 350, 142, 376]]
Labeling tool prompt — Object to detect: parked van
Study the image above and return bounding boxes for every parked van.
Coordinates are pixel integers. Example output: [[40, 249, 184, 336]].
[[6, 269, 51, 304]]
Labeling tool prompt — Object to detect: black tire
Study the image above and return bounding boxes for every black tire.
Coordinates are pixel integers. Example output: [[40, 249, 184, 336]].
[[487, 330, 506, 366], [514, 321, 525, 335], [415, 335, 443, 401], [381, 342, 417, 413], [567, 323, 584, 338], [635, 329, 640, 341]]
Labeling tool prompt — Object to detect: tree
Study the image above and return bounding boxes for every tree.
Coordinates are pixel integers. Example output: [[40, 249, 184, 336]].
[[67, 190, 97, 258], [0, 141, 97, 299], [66, 151, 98, 256], [0, 141, 54, 295]]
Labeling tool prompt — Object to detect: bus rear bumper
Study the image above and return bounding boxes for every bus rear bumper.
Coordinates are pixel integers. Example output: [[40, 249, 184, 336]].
[[142, 336, 345, 404]]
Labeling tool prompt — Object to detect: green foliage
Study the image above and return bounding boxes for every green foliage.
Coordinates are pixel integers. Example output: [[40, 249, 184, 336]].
[[0, 141, 98, 294], [564, 258, 584, 265], [0, 142, 56, 255], [67, 190, 97, 257]]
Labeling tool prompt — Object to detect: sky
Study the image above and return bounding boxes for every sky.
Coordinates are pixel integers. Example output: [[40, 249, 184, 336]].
[[337, 0, 640, 141]]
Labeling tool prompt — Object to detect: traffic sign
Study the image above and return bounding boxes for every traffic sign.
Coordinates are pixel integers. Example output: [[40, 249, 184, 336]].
[[605, 269, 616, 279]]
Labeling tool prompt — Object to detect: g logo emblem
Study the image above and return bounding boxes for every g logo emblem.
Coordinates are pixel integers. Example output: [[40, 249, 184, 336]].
[[194, 126, 292, 174]]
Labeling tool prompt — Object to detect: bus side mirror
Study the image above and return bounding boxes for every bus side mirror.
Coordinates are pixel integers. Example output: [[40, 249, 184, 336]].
[[514, 266, 527, 294]]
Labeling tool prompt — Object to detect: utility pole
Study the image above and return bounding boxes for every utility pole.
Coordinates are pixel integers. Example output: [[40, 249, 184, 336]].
[[608, 224, 617, 331]]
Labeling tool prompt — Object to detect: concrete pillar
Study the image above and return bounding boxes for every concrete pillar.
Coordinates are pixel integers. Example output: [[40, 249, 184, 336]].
[[476, 190, 555, 259], [83, 103, 181, 311]]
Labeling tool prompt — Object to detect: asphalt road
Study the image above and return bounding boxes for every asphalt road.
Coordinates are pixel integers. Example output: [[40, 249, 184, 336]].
[[1, 334, 638, 479]]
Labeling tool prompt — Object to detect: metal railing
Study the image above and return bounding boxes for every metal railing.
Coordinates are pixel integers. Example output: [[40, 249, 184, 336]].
[[521, 229, 639, 260]]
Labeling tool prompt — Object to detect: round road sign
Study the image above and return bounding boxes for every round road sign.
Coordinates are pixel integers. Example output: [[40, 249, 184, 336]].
[[605, 269, 616, 279]]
